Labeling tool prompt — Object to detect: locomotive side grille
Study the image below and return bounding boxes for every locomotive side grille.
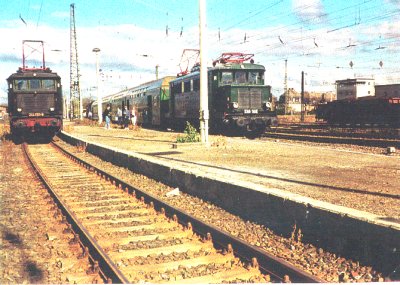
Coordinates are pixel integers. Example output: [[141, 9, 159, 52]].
[[237, 88, 262, 109], [17, 93, 55, 113]]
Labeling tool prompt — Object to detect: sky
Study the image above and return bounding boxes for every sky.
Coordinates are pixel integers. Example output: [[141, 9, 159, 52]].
[[0, 0, 400, 104]]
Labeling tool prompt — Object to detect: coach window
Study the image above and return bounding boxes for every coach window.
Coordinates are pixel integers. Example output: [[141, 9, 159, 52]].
[[221, 72, 233, 85], [235, 71, 247, 84], [193, 78, 200, 91], [184, 80, 190, 93], [172, 83, 179, 95]]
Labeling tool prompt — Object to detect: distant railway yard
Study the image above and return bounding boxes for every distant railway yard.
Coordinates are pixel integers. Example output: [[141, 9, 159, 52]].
[[264, 123, 400, 149], [1, 121, 399, 283]]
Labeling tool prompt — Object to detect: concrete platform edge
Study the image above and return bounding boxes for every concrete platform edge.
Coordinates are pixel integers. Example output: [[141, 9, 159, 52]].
[[58, 131, 400, 274]]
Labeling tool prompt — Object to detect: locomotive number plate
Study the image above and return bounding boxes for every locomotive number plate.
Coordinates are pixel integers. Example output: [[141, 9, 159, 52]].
[[28, 113, 44, 117], [244, 109, 258, 114]]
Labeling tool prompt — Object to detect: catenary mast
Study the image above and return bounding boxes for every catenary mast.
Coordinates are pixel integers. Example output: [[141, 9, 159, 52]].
[[70, 3, 82, 120]]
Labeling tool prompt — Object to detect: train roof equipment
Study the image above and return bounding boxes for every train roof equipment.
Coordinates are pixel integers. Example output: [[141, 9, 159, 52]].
[[177, 49, 200, 77], [21, 40, 47, 71], [212, 52, 255, 66]]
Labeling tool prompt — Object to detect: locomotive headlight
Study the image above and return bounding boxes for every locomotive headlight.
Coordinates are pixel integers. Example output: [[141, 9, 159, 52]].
[[232, 102, 239, 109], [17, 108, 22, 112], [50, 107, 55, 111], [263, 102, 272, 110]]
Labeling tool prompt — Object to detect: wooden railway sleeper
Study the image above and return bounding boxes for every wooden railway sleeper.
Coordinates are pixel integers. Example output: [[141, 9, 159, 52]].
[[160, 207, 166, 216], [69, 233, 80, 245], [87, 260, 100, 275], [78, 246, 90, 259], [48, 141, 322, 283], [251, 257, 259, 269], [63, 224, 73, 234], [148, 201, 154, 209], [227, 243, 233, 254]]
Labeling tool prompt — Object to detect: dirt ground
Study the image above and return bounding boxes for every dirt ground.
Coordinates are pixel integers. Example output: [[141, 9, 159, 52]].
[[63, 122, 400, 221]]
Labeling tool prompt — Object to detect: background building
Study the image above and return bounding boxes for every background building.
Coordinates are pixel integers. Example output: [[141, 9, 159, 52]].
[[375, 84, 400, 98], [0, 105, 7, 120], [335, 78, 375, 100], [278, 88, 335, 114]]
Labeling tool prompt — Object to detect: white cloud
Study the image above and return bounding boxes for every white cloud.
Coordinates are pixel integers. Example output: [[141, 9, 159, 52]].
[[292, 0, 326, 23], [385, 0, 400, 6], [51, 11, 69, 19], [1, 12, 400, 102]]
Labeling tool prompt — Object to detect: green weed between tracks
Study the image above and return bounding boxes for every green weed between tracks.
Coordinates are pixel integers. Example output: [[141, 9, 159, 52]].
[[176, 122, 200, 143]]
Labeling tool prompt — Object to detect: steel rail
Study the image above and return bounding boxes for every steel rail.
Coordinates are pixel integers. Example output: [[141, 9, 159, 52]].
[[52, 141, 322, 283], [263, 132, 400, 148], [22, 143, 130, 284]]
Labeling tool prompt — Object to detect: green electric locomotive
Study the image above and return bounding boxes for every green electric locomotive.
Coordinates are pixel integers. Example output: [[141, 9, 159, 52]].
[[169, 53, 277, 133]]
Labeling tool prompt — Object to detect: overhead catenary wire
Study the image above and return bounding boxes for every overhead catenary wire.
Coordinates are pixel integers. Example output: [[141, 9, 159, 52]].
[[71, 0, 400, 92]]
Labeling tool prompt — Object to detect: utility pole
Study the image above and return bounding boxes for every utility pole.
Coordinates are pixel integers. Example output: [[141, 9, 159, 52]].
[[92, 48, 102, 124], [301, 71, 305, 122], [199, 0, 209, 143], [284, 59, 288, 115], [70, 3, 82, 120], [155, 65, 159, 80]]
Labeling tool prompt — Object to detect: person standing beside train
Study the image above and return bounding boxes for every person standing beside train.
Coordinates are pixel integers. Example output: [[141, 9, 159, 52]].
[[123, 105, 130, 129], [103, 105, 111, 130], [131, 107, 137, 128], [117, 107, 122, 128]]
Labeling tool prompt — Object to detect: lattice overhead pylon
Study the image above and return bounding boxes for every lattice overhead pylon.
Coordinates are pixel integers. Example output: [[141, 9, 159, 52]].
[[70, 3, 82, 120]]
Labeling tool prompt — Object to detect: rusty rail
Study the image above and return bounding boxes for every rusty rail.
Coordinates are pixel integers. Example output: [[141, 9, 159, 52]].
[[22, 143, 129, 284], [52, 141, 322, 283]]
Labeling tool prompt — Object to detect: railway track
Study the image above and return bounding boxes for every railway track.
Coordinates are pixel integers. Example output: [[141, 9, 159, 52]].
[[264, 125, 400, 148], [22, 142, 321, 283]]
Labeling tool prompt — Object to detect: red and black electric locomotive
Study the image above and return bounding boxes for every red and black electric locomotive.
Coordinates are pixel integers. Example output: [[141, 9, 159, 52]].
[[316, 96, 400, 126], [7, 41, 63, 141]]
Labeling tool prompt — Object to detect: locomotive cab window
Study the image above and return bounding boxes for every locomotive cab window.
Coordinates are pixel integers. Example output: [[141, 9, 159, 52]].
[[30, 79, 40, 89], [14, 80, 28, 90], [43, 79, 56, 90], [13, 79, 57, 91], [234, 71, 247, 84], [248, 72, 262, 84], [221, 72, 233, 85]]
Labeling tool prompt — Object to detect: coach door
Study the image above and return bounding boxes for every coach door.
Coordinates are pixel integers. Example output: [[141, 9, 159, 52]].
[[146, 95, 152, 125], [151, 93, 161, 126]]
